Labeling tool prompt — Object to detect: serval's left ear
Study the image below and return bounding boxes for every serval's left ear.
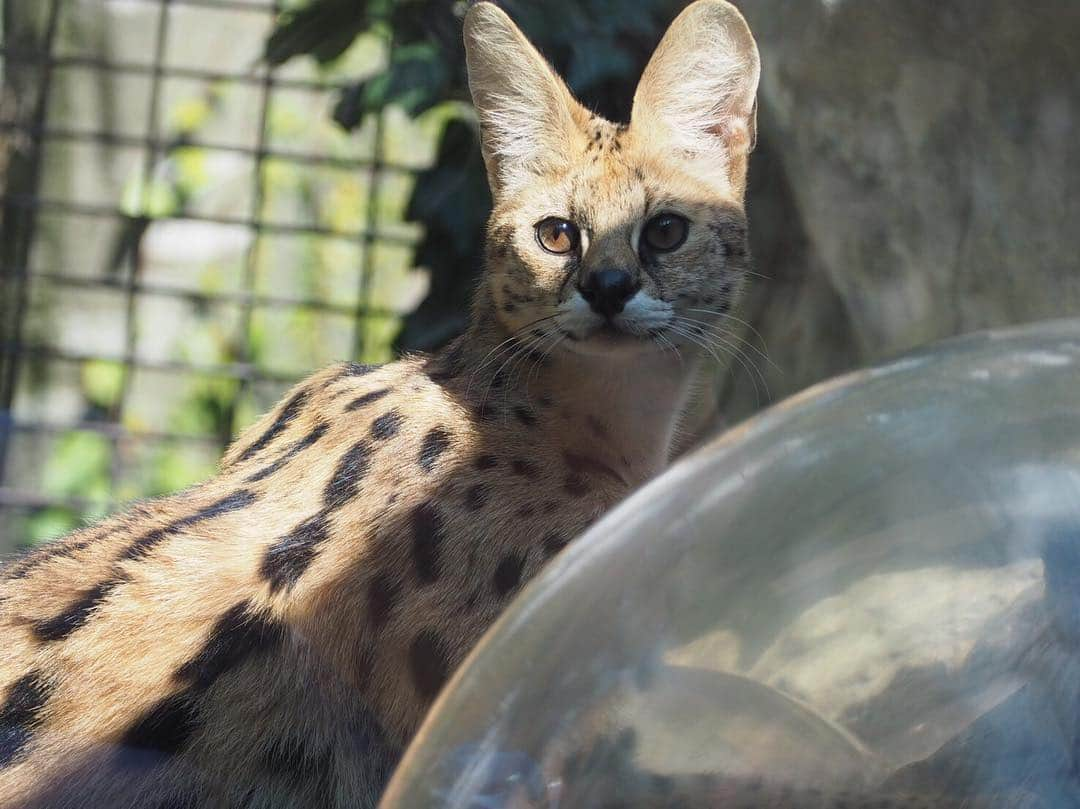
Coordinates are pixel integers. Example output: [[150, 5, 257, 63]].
[[632, 0, 760, 195]]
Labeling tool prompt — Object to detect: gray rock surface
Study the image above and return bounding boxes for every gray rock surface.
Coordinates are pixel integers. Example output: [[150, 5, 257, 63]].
[[717, 0, 1080, 422]]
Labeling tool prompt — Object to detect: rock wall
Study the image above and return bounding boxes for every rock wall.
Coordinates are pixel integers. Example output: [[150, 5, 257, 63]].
[[717, 0, 1080, 421]]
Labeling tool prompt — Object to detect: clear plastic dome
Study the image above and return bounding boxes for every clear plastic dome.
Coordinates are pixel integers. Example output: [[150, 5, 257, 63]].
[[381, 319, 1080, 809]]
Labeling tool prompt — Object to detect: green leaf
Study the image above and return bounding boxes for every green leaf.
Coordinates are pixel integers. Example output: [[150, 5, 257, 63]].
[[42, 431, 111, 501], [81, 360, 125, 410], [264, 0, 370, 67], [120, 173, 180, 219]]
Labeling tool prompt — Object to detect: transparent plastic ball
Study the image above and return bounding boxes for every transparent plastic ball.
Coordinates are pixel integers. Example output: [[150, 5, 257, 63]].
[[381, 319, 1080, 809]]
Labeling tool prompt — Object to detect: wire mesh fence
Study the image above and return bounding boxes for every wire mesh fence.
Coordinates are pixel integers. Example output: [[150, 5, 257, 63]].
[[1, 0, 436, 552]]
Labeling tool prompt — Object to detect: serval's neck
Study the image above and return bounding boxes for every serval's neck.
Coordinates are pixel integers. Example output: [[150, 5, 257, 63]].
[[441, 310, 698, 486]]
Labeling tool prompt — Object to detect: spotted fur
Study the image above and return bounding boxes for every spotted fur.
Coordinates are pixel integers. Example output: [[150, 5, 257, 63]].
[[0, 3, 769, 807]]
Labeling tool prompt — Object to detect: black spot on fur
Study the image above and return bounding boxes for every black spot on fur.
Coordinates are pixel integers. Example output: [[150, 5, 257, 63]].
[[370, 410, 404, 441], [503, 302, 517, 313], [262, 736, 312, 776], [564, 452, 626, 486], [409, 630, 451, 702], [411, 503, 444, 584], [261, 511, 332, 594], [237, 388, 310, 462], [493, 553, 527, 597], [511, 458, 539, 478], [367, 574, 400, 628], [543, 532, 569, 557], [564, 473, 589, 498], [0, 671, 53, 767], [2, 532, 95, 581], [339, 362, 377, 378], [474, 454, 498, 470], [32, 576, 125, 642], [353, 636, 379, 693], [464, 484, 488, 511], [429, 339, 467, 381], [247, 422, 328, 483], [586, 415, 608, 440], [513, 406, 538, 427], [324, 440, 373, 511], [418, 427, 451, 473], [173, 602, 284, 690], [516, 505, 535, 518], [346, 388, 391, 411], [121, 692, 199, 754], [123, 489, 258, 561], [262, 736, 336, 794], [464, 587, 483, 612]]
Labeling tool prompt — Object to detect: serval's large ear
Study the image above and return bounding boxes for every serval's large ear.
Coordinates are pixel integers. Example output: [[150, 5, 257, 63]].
[[632, 0, 760, 195], [463, 2, 585, 199]]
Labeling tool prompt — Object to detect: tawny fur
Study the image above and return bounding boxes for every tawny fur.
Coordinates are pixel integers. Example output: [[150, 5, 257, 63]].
[[0, 2, 766, 806]]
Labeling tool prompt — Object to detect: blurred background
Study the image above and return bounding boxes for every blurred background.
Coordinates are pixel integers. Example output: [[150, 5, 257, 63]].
[[1, 0, 1078, 555]]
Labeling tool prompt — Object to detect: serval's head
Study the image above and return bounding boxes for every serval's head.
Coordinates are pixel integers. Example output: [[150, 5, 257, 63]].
[[464, 0, 760, 360]]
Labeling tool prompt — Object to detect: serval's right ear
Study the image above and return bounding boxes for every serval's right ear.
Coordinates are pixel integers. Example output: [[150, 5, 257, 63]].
[[463, 2, 586, 199]]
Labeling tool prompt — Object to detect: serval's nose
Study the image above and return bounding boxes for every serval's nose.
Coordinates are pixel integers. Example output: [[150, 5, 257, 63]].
[[578, 269, 638, 319]]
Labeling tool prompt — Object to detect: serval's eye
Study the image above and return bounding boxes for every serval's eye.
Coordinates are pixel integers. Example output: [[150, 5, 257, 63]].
[[642, 213, 689, 253], [535, 218, 580, 255]]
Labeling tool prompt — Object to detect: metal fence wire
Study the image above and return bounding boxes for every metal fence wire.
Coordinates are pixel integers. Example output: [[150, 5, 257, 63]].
[[1, 0, 424, 552]]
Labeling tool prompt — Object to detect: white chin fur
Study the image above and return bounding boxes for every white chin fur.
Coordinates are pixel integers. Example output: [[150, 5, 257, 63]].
[[556, 291, 673, 342]]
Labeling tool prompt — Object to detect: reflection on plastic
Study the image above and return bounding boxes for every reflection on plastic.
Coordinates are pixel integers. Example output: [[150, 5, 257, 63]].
[[381, 319, 1080, 809]]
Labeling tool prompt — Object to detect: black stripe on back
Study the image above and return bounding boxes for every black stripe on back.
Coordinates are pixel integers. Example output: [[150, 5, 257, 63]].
[[122, 489, 257, 561], [236, 387, 310, 463], [3, 503, 156, 581], [0, 671, 53, 767], [346, 388, 391, 412], [173, 602, 285, 690], [32, 576, 125, 643], [418, 427, 452, 473], [323, 440, 372, 512], [261, 511, 332, 594], [337, 362, 378, 379], [121, 691, 200, 755], [2, 535, 94, 581], [262, 736, 335, 787], [370, 410, 404, 441], [408, 630, 450, 702], [246, 423, 328, 483], [410, 503, 445, 584]]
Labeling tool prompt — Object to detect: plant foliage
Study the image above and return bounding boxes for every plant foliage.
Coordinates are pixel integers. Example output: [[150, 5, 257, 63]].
[[266, 0, 683, 350]]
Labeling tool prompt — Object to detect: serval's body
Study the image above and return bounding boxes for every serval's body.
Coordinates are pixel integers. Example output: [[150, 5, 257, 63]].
[[1, 2, 763, 806]]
